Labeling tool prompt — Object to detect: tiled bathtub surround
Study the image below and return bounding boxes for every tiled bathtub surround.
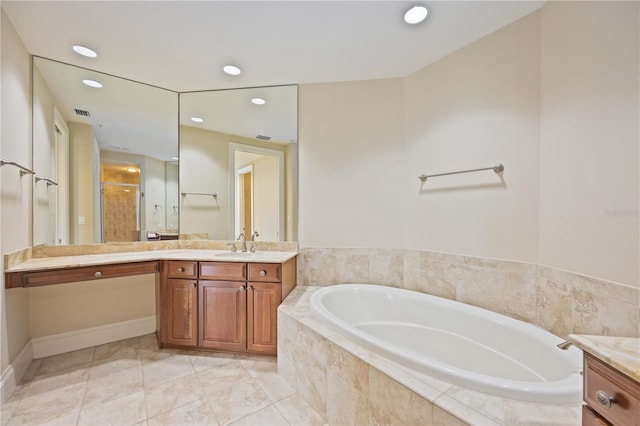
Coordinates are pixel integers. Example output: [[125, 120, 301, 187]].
[[278, 287, 582, 426], [296, 248, 640, 339]]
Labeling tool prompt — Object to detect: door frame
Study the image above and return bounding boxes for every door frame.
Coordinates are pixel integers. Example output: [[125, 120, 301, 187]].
[[53, 107, 69, 245]]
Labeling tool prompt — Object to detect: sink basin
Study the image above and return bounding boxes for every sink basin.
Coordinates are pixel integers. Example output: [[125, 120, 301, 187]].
[[215, 252, 257, 258], [213, 251, 292, 261]]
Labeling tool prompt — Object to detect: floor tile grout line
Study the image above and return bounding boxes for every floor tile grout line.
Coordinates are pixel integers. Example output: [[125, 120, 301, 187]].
[[73, 347, 95, 426], [270, 400, 294, 426], [137, 335, 151, 424], [194, 365, 224, 426]]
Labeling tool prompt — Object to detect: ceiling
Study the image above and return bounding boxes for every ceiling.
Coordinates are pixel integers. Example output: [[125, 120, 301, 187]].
[[4, 1, 544, 160], [3, 1, 544, 92]]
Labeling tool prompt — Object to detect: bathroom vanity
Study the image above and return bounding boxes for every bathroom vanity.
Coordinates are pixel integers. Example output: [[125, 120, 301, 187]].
[[4, 246, 297, 357], [160, 258, 296, 355], [569, 335, 640, 426]]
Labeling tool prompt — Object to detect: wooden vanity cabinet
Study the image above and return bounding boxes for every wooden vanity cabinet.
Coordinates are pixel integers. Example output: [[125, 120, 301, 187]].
[[247, 282, 281, 354], [163, 278, 198, 346], [582, 353, 640, 426], [161, 261, 199, 346], [159, 258, 295, 356]]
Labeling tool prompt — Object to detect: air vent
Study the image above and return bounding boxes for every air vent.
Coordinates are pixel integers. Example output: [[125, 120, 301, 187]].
[[256, 134, 271, 141], [74, 108, 91, 117]]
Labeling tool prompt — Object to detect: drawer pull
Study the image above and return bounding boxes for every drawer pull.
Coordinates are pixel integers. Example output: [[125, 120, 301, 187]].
[[94, 271, 102, 278], [259, 270, 266, 277], [596, 390, 616, 408], [177, 267, 184, 273]]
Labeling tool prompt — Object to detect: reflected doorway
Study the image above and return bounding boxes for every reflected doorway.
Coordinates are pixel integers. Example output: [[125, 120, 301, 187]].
[[230, 143, 284, 241], [100, 162, 141, 242]]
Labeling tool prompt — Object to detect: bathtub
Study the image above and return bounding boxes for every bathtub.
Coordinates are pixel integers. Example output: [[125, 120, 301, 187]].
[[310, 284, 583, 404]]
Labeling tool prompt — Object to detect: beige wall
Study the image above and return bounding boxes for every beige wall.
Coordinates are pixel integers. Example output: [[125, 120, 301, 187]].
[[32, 66, 57, 246], [1, 9, 32, 373], [180, 125, 232, 239], [539, 1, 639, 286], [29, 275, 156, 338], [403, 11, 541, 262], [285, 143, 297, 241], [298, 2, 638, 287], [252, 155, 278, 241], [298, 79, 405, 249], [144, 156, 166, 233], [69, 122, 97, 244], [180, 125, 289, 240]]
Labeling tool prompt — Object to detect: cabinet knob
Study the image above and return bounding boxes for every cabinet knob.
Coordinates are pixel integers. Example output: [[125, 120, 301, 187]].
[[259, 270, 266, 277], [94, 271, 102, 278], [248, 286, 253, 291], [596, 390, 616, 408], [177, 267, 184, 273], [190, 283, 196, 289], [239, 286, 246, 292]]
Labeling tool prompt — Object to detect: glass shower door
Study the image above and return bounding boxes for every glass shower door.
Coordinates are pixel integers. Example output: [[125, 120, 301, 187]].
[[101, 183, 140, 242]]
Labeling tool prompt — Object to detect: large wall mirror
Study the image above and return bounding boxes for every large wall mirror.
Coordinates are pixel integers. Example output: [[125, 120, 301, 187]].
[[32, 57, 179, 245], [32, 57, 298, 246], [179, 86, 298, 241]]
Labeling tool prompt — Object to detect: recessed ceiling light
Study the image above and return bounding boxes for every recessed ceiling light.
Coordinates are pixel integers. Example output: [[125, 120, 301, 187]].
[[127, 168, 137, 173], [72, 45, 98, 58], [223, 65, 242, 76], [82, 79, 103, 88], [404, 5, 428, 24], [251, 97, 266, 105], [191, 117, 204, 123]]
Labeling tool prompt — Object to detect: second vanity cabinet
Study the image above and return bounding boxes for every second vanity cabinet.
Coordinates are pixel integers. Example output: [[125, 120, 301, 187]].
[[160, 258, 294, 355], [582, 353, 640, 426]]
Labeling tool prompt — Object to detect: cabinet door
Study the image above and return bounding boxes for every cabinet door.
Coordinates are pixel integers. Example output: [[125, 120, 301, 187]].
[[199, 280, 247, 351], [247, 282, 281, 354], [163, 278, 198, 346]]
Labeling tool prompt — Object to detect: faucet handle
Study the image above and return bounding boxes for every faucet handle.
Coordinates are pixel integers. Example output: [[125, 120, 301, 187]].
[[227, 242, 237, 252]]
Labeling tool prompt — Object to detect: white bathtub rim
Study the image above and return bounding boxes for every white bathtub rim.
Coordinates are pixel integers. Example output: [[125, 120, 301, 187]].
[[310, 283, 583, 405]]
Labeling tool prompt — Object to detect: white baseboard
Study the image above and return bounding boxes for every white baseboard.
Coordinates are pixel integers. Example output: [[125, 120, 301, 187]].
[[0, 340, 33, 403], [31, 316, 156, 359]]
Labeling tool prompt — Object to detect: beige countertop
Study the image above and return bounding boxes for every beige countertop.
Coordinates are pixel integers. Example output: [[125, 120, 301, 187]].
[[5, 249, 298, 273], [568, 334, 640, 383]]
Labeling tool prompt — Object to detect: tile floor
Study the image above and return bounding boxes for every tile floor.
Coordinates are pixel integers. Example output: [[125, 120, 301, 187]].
[[1, 334, 326, 426]]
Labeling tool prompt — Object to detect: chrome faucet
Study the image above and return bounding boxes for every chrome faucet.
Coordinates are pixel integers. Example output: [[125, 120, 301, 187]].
[[249, 231, 259, 253], [557, 341, 574, 350], [237, 232, 248, 252]]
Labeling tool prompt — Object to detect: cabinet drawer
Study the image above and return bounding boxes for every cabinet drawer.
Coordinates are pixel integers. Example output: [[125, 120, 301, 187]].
[[20, 261, 159, 287], [248, 263, 281, 282], [582, 405, 611, 426], [200, 262, 246, 281], [584, 354, 640, 426], [168, 261, 198, 279]]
